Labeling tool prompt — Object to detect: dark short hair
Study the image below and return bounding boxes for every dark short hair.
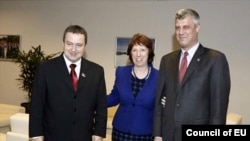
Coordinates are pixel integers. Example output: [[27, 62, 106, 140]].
[[127, 33, 155, 64], [63, 25, 88, 45]]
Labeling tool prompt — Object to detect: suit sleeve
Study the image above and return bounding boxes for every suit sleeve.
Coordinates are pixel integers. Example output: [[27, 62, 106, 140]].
[[107, 67, 120, 107], [29, 63, 46, 137], [93, 66, 107, 137], [209, 53, 231, 124], [153, 57, 165, 137]]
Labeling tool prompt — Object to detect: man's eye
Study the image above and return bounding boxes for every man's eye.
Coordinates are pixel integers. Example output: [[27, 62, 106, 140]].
[[67, 43, 73, 46], [76, 44, 83, 48]]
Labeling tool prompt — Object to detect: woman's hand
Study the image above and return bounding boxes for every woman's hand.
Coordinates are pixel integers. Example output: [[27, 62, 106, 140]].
[[154, 136, 162, 141], [161, 96, 166, 107]]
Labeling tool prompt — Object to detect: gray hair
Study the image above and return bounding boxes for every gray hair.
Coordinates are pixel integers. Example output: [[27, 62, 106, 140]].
[[175, 8, 200, 25]]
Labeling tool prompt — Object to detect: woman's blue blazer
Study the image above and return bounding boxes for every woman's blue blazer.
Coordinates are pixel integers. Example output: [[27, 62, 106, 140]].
[[107, 64, 158, 135]]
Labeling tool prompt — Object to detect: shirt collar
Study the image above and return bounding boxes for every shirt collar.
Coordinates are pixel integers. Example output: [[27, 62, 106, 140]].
[[181, 42, 199, 59], [63, 54, 81, 73]]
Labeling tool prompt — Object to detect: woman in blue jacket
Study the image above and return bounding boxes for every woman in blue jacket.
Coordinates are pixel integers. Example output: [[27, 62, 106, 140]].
[[107, 33, 158, 141]]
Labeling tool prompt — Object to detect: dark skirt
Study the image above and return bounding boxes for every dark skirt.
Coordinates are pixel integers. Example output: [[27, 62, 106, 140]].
[[112, 128, 153, 141]]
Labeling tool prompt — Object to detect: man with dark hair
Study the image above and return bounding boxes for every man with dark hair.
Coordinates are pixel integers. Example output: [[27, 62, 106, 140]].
[[29, 25, 107, 141]]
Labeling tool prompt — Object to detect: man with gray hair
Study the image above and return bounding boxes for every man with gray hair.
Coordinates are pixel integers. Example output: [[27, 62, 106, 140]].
[[153, 8, 230, 141]]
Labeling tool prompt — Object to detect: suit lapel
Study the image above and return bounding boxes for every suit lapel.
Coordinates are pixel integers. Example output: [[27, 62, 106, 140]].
[[181, 45, 205, 86], [57, 54, 74, 90], [174, 51, 181, 86], [58, 54, 84, 92], [170, 51, 182, 94], [77, 58, 88, 92]]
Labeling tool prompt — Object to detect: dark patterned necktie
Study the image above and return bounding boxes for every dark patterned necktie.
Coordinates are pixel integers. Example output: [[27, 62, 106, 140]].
[[179, 52, 188, 84], [70, 64, 78, 91]]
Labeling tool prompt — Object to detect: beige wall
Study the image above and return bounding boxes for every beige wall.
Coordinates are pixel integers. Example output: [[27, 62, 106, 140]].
[[0, 0, 249, 124]]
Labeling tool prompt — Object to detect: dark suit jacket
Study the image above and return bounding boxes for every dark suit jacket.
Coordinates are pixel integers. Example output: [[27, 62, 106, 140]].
[[153, 44, 230, 141], [29, 54, 107, 141]]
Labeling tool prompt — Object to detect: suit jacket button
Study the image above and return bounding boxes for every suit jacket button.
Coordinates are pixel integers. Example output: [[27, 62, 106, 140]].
[[176, 104, 180, 107]]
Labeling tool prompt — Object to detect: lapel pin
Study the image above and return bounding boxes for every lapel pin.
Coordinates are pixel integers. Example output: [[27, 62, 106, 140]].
[[81, 73, 86, 77], [197, 58, 200, 62]]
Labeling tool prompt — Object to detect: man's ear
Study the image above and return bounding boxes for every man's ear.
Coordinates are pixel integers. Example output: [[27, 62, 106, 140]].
[[196, 24, 200, 32]]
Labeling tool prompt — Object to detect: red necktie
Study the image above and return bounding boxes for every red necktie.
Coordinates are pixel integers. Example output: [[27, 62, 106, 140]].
[[70, 64, 78, 91], [179, 52, 188, 84]]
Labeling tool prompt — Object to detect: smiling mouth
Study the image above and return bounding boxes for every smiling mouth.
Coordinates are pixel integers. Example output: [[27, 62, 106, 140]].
[[70, 52, 78, 55], [135, 58, 143, 62], [179, 37, 187, 41]]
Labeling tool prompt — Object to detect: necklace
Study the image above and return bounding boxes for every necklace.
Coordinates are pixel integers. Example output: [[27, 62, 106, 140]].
[[132, 66, 151, 80]]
